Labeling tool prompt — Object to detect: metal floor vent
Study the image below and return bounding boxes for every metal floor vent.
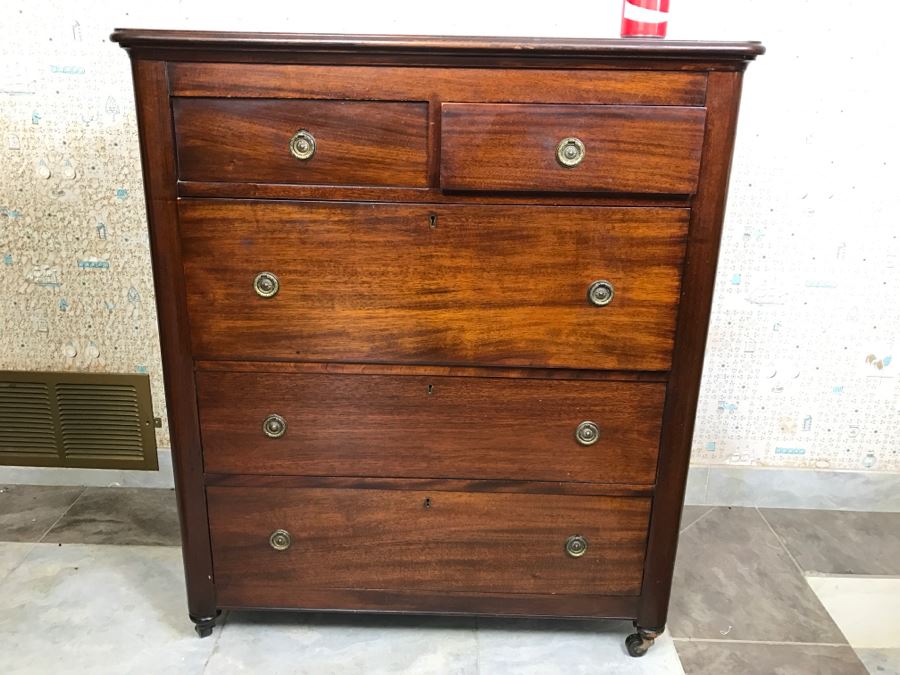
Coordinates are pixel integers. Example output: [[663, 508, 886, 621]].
[[0, 371, 158, 470]]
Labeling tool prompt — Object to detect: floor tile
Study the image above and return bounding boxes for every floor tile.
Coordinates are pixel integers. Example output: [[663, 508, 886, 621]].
[[806, 576, 900, 649], [0, 542, 34, 582], [205, 611, 478, 674], [0, 484, 84, 542], [680, 506, 713, 532], [0, 542, 214, 675], [668, 506, 846, 643], [675, 641, 868, 675], [855, 647, 900, 674], [475, 618, 684, 674], [42, 487, 180, 546], [761, 509, 900, 575]]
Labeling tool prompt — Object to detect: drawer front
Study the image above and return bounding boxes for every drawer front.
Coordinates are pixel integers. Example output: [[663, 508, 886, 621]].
[[208, 486, 650, 601], [197, 370, 665, 484], [173, 99, 429, 186], [180, 201, 688, 370], [440, 103, 706, 194]]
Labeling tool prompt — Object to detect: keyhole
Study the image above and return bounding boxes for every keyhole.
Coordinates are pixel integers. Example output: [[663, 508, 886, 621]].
[[423, 497, 432, 509], [429, 214, 437, 229], [427, 384, 434, 395]]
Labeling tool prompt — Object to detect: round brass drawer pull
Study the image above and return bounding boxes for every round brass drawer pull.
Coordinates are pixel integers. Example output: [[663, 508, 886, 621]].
[[269, 529, 292, 551], [587, 280, 614, 307], [289, 129, 316, 161], [565, 534, 588, 558], [253, 271, 280, 298], [556, 137, 585, 167], [262, 413, 287, 438], [575, 421, 600, 446]]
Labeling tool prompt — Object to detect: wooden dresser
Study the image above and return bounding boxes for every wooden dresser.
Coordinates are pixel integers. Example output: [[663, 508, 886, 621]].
[[113, 30, 763, 657]]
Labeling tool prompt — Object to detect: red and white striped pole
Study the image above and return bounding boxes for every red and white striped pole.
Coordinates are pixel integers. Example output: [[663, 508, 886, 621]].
[[621, 0, 670, 38]]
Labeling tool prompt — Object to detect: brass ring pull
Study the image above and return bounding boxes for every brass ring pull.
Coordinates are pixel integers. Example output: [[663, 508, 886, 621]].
[[565, 535, 588, 558], [269, 529, 292, 551], [587, 280, 614, 307], [556, 137, 585, 167], [289, 129, 316, 161], [262, 414, 286, 439], [575, 421, 600, 446], [253, 272, 279, 298]]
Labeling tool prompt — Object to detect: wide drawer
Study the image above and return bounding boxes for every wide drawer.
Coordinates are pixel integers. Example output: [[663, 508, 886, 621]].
[[173, 99, 429, 187], [179, 201, 688, 371], [197, 370, 665, 484], [440, 103, 706, 194], [207, 486, 650, 603]]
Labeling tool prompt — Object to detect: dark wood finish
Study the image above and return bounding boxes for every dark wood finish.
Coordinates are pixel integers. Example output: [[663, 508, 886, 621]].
[[637, 70, 747, 630], [197, 370, 665, 484], [195, 359, 668, 382], [168, 63, 707, 105], [216, 589, 639, 619], [207, 486, 650, 600], [204, 474, 656, 498], [112, 30, 765, 64], [178, 182, 694, 206], [128, 60, 216, 618], [441, 104, 706, 194], [179, 201, 688, 370], [173, 99, 428, 187], [117, 30, 761, 647]]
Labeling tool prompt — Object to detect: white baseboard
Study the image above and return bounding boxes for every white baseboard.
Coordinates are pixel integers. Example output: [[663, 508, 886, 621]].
[[684, 465, 900, 512]]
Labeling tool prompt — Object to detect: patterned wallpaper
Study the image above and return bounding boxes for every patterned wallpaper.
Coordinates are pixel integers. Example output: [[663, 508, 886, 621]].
[[1, 1, 897, 472]]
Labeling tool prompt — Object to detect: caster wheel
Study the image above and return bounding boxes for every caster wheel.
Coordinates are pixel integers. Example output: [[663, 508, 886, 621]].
[[625, 632, 653, 657], [195, 622, 214, 638]]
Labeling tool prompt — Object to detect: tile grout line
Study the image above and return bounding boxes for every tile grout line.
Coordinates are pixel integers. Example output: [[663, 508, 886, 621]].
[[679, 505, 715, 535], [35, 486, 88, 544], [756, 506, 806, 577], [672, 637, 850, 647]]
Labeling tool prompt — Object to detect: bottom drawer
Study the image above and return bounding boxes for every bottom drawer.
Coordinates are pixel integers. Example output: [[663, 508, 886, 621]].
[[208, 486, 650, 607]]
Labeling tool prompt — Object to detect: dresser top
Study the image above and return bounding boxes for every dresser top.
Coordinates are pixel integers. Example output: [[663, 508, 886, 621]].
[[111, 29, 764, 64]]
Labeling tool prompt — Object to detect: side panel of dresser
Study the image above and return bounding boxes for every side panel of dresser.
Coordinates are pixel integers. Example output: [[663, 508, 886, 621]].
[[130, 59, 217, 625], [639, 70, 746, 631]]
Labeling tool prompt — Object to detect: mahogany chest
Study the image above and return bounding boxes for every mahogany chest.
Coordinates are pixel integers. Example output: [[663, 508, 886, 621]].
[[113, 29, 763, 657]]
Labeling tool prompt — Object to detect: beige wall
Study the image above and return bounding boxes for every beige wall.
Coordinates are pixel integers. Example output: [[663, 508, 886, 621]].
[[1, 1, 897, 474]]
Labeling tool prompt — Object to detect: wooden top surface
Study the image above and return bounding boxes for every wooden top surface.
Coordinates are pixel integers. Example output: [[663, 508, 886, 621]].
[[110, 29, 764, 61]]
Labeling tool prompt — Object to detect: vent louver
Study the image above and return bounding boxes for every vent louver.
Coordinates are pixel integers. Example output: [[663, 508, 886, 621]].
[[0, 372, 157, 470]]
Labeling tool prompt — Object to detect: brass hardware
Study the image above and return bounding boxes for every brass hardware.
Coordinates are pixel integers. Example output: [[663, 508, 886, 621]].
[[253, 272, 279, 298], [262, 414, 286, 438], [565, 535, 588, 558], [587, 280, 614, 307], [575, 421, 600, 446], [269, 529, 292, 551], [556, 137, 585, 167], [289, 129, 316, 161]]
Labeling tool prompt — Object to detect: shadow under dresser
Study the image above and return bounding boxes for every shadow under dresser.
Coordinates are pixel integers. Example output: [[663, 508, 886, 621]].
[[111, 29, 763, 658]]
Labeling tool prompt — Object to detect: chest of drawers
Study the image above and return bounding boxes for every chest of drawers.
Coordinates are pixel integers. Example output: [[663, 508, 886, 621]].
[[113, 29, 763, 657]]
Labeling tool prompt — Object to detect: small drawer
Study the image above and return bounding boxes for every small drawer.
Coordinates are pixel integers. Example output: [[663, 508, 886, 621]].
[[173, 99, 429, 187], [440, 103, 706, 194], [208, 486, 650, 605], [179, 200, 688, 371], [197, 370, 665, 485]]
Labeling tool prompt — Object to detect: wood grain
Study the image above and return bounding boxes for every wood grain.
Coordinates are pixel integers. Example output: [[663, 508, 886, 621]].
[[207, 486, 651, 600], [196, 370, 665, 484], [129, 60, 217, 620], [173, 99, 428, 186], [638, 71, 747, 631], [441, 103, 706, 194], [179, 200, 689, 370], [168, 63, 707, 106]]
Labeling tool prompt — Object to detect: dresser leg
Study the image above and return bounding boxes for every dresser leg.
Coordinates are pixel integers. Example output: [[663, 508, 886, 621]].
[[625, 622, 664, 657], [190, 610, 221, 638]]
